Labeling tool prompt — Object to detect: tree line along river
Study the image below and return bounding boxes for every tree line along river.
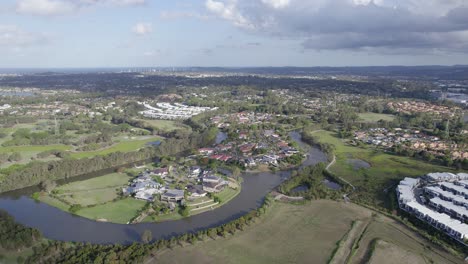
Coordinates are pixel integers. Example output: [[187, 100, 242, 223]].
[[0, 131, 331, 244]]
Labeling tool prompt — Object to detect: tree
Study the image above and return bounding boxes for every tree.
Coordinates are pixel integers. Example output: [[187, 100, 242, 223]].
[[141, 229, 152, 243], [39, 180, 56, 193], [179, 205, 189, 217]]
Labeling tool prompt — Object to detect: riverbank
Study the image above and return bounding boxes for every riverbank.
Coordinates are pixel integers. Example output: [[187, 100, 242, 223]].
[[0, 131, 325, 244]]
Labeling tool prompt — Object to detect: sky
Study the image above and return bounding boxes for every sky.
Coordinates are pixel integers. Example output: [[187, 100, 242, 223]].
[[1, 0, 468, 67]]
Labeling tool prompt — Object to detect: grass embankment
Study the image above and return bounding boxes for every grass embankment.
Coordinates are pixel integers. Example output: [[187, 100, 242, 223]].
[[308, 130, 460, 208], [153, 200, 462, 264], [70, 136, 162, 159], [358, 113, 395, 123]]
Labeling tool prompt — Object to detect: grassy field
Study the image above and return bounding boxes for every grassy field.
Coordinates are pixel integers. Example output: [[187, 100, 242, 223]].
[[70, 136, 162, 159], [152, 200, 462, 264], [358, 113, 395, 123], [75, 198, 146, 224], [39, 173, 147, 223], [0, 144, 72, 168], [309, 130, 461, 208], [134, 119, 189, 132], [368, 240, 427, 264], [51, 173, 131, 206], [0, 144, 71, 154], [346, 213, 462, 264]]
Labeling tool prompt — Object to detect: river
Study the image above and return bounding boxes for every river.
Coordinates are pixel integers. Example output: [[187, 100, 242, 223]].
[[0, 131, 328, 244]]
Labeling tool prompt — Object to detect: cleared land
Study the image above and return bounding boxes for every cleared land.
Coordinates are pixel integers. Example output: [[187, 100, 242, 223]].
[[345, 213, 463, 264], [368, 240, 427, 264], [358, 113, 395, 123], [151, 200, 462, 264], [75, 198, 146, 224]]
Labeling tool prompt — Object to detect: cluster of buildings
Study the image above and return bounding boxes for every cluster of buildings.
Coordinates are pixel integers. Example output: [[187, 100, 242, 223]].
[[123, 166, 229, 204], [0, 101, 97, 117], [354, 128, 467, 161], [397, 172, 468, 243], [210, 112, 276, 128], [198, 129, 300, 168], [0, 104, 11, 114], [387, 101, 460, 117], [138, 101, 218, 120]]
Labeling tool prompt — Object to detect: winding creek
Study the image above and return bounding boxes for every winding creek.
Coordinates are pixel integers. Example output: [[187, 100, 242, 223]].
[[0, 131, 328, 244]]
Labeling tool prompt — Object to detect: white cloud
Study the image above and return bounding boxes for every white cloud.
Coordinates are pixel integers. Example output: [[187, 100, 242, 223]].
[[160, 11, 210, 20], [143, 50, 160, 56], [261, 0, 290, 9], [99, 0, 146, 6], [205, 0, 253, 29], [16, 0, 146, 16], [205, 0, 468, 53], [16, 0, 76, 16], [0, 25, 47, 46], [132, 22, 152, 35]]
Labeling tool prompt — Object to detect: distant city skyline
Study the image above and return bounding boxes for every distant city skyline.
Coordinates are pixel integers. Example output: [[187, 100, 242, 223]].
[[1, 0, 468, 67]]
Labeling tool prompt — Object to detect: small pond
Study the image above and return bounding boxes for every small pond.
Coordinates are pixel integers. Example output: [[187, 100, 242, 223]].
[[323, 179, 342, 190], [347, 159, 371, 170]]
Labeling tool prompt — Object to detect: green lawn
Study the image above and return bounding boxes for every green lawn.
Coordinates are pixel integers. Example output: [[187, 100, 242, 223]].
[[358, 113, 395, 123], [53, 173, 131, 206], [133, 119, 188, 132], [0, 144, 71, 154], [70, 136, 162, 159], [217, 187, 239, 204], [75, 198, 146, 224]]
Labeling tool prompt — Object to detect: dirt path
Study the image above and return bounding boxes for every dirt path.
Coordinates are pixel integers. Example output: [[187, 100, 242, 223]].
[[326, 154, 356, 191], [187, 200, 215, 207], [270, 191, 304, 202], [326, 154, 336, 170], [190, 202, 219, 212]]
